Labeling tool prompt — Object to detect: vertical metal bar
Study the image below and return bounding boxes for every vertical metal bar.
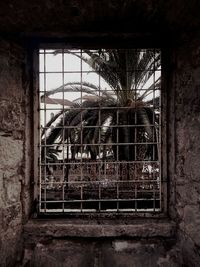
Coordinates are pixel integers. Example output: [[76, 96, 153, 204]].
[[98, 51, 101, 210], [116, 109, 119, 181], [99, 183, 101, 211], [81, 185, 83, 212], [62, 48, 65, 212], [153, 49, 157, 211], [159, 49, 163, 212], [34, 48, 40, 212], [135, 183, 137, 212], [134, 49, 137, 214], [153, 49, 156, 162], [44, 49, 47, 212], [38, 55, 42, 212], [153, 183, 156, 212], [117, 183, 119, 212], [80, 49, 83, 211]]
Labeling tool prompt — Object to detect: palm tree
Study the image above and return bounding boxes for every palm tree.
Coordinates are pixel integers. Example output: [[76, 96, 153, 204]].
[[41, 49, 161, 180]]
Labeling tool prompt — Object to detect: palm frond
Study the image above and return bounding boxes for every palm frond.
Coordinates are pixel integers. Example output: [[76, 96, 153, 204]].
[[42, 49, 161, 163], [41, 109, 64, 138], [41, 82, 101, 99]]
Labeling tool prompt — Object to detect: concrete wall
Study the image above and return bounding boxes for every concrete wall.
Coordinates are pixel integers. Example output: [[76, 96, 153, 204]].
[[24, 239, 176, 267], [22, 219, 177, 267]]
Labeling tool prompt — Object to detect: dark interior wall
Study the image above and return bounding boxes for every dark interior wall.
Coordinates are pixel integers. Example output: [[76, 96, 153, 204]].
[[0, 0, 199, 38]]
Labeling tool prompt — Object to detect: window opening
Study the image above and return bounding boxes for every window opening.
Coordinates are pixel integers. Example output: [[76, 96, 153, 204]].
[[38, 48, 162, 213]]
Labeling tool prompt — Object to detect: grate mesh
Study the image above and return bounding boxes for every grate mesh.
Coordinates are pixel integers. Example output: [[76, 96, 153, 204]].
[[38, 48, 162, 213]]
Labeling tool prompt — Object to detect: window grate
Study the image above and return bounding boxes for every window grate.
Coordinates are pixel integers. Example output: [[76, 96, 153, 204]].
[[38, 48, 162, 214]]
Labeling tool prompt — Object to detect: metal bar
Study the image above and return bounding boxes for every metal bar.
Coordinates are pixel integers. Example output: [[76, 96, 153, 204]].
[[40, 142, 161, 147], [41, 198, 160, 203], [40, 178, 160, 183], [40, 208, 161, 213], [40, 161, 160, 167], [38, 48, 162, 214], [40, 124, 162, 129]]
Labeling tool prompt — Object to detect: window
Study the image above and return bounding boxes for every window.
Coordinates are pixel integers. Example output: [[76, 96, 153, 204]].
[[37, 48, 163, 214]]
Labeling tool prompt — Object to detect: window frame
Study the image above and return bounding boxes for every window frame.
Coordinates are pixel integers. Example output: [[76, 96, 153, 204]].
[[32, 42, 168, 218]]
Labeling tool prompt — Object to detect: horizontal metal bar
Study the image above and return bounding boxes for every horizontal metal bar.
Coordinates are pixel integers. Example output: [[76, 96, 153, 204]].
[[39, 70, 161, 74], [39, 106, 161, 111], [40, 161, 160, 165], [41, 189, 160, 193], [40, 198, 160, 203], [39, 87, 161, 92], [40, 142, 161, 147], [39, 49, 160, 53], [39, 208, 161, 213], [40, 180, 160, 184], [41, 124, 161, 129]]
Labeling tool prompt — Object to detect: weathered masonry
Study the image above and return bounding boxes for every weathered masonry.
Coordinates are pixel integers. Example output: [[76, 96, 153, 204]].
[[0, 1, 200, 267]]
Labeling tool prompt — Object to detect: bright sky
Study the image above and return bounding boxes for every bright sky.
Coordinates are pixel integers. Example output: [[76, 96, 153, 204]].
[[39, 49, 161, 126]]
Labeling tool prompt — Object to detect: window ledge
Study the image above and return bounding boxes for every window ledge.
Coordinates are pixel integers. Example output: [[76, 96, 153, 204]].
[[23, 218, 175, 239]]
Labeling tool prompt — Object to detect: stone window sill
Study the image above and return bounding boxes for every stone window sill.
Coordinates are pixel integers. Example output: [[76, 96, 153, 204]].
[[24, 218, 175, 239]]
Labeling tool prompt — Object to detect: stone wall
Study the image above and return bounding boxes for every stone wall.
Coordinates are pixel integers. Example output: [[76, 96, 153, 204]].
[[0, 40, 31, 267], [1, 36, 200, 267], [19, 37, 200, 267], [0, 2, 200, 264], [169, 36, 200, 266]]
